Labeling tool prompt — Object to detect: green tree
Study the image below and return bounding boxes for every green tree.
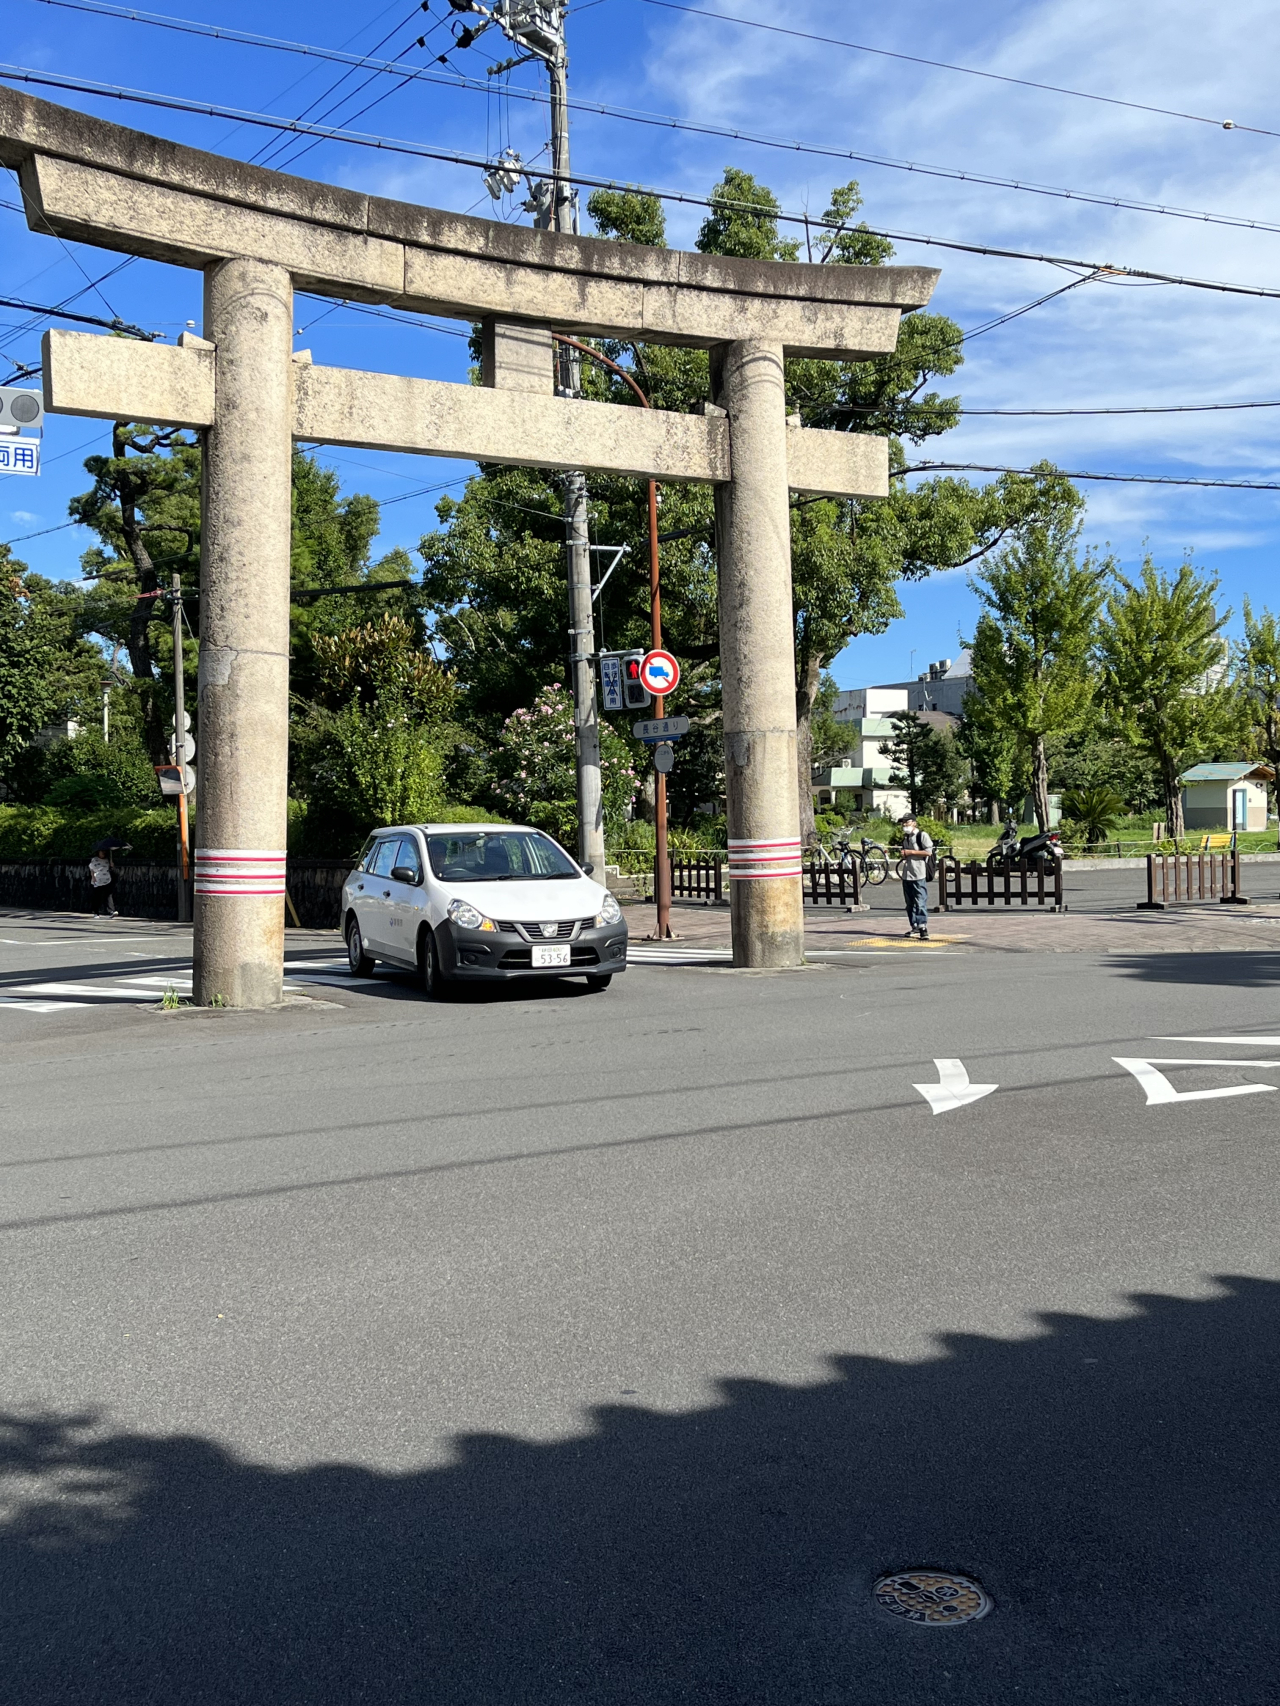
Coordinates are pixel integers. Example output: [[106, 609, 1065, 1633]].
[[293, 611, 458, 849], [1097, 558, 1237, 839], [0, 551, 56, 782], [964, 509, 1104, 830], [71, 423, 201, 757], [1239, 599, 1280, 806], [1043, 726, 1162, 815], [884, 711, 966, 817], [491, 681, 638, 847], [1061, 784, 1126, 845]]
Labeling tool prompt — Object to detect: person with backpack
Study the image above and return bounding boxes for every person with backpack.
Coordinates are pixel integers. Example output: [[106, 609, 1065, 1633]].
[[88, 842, 120, 917], [898, 814, 934, 941]]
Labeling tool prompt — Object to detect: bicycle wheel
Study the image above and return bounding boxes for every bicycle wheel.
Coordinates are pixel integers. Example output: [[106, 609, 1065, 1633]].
[[861, 853, 890, 886]]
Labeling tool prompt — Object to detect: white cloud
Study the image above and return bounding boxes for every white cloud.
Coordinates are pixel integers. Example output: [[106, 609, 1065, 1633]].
[[9, 511, 38, 523]]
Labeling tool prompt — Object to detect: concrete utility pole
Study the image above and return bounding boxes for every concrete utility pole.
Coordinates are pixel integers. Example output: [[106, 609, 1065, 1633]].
[[545, 17, 604, 875], [483, 1, 603, 873]]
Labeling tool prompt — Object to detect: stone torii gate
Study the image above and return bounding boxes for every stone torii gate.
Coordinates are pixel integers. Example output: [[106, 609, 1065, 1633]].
[[0, 90, 938, 1003]]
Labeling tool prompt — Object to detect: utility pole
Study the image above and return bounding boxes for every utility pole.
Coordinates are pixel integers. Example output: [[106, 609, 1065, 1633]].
[[471, 2, 604, 874]]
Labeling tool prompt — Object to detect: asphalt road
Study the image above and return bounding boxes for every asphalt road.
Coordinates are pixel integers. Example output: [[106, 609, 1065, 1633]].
[[3, 909, 1280, 1703]]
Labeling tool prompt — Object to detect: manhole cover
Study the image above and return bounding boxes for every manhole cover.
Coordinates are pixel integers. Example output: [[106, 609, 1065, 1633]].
[[872, 1571, 991, 1627]]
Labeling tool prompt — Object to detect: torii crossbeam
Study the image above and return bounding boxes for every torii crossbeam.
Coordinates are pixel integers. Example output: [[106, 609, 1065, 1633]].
[[2, 89, 938, 1001]]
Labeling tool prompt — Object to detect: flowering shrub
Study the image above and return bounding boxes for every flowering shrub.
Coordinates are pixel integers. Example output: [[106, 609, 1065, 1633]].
[[492, 682, 637, 846]]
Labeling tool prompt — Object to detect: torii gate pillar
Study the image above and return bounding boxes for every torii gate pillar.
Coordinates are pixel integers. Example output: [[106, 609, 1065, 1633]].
[[713, 340, 805, 967], [192, 258, 294, 1007]]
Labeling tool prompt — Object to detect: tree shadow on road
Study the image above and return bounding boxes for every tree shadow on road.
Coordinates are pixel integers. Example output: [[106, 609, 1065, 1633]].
[[3, 1277, 1278, 1705], [1109, 950, 1280, 987], [7, 1282, 1280, 1706]]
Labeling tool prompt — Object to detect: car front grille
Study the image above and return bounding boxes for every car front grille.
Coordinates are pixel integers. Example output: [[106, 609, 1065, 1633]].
[[494, 919, 592, 941]]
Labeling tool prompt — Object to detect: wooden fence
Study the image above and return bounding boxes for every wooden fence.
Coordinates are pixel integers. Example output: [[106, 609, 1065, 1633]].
[[667, 853, 724, 903], [937, 855, 1065, 911], [1138, 848, 1247, 908], [803, 854, 863, 908]]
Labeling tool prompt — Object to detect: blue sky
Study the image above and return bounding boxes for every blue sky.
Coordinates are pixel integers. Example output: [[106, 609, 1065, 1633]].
[[4, 0, 1280, 689]]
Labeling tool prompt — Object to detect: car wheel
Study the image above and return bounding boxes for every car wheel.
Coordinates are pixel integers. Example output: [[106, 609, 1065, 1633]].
[[346, 917, 374, 977], [585, 973, 613, 991], [419, 927, 453, 1000]]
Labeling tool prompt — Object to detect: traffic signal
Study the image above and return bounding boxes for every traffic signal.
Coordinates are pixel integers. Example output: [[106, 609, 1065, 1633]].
[[621, 650, 651, 709]]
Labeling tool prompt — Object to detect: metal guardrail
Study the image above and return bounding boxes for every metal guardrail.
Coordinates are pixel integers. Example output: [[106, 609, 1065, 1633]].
[[1138, 848, 1248, 908], [938, 855, 1065, 911]]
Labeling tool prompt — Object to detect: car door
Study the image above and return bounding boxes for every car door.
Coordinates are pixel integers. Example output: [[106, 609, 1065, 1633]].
[[358, 835, 400, 954], [383, 835, 427, 964]]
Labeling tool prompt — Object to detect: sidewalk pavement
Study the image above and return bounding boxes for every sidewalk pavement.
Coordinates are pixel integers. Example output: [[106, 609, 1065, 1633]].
[[621, 897, 1280, 956]]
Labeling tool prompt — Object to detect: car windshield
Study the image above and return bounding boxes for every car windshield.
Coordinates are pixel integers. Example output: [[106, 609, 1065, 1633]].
[[426, 831, 579, 882]]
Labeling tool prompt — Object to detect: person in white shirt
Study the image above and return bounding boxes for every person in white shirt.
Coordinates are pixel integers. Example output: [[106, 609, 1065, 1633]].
[[88, 849, 118, 917]]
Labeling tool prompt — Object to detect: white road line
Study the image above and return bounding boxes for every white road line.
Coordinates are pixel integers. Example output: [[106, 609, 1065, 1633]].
[[0, 999, 92, 1012], [9, 982, 168, 1000], [1114, 1056, 1280, 1105], [1157, 1036, 1280, 1045]]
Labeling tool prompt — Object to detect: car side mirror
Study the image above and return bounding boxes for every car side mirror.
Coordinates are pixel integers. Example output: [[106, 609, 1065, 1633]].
[[581, 861, 595, 875], [390, 865, 420, 886]]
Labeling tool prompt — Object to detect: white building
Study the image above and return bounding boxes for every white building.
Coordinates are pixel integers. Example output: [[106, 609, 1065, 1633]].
[[1179, 762, 1274, 832], [835, 652, 974, 719], [814, 687, 912, 818]]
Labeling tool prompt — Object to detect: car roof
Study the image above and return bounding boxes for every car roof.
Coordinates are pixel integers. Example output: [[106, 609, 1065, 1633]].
[[373, 823, 532, 835]]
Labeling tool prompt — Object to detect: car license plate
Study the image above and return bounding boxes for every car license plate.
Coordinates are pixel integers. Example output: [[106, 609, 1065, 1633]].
[[532, 942, 570, 967]]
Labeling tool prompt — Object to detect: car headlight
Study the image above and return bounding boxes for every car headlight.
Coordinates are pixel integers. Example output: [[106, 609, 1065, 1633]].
[[447, 898, 496, 932], [594, 892, 623, 926]]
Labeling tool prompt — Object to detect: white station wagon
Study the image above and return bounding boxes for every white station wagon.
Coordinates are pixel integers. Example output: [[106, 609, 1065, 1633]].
[[341, 823, 628, 997]]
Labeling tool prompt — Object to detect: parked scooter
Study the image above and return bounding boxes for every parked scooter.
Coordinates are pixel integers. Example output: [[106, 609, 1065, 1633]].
[[986, 815, 1063, 872]]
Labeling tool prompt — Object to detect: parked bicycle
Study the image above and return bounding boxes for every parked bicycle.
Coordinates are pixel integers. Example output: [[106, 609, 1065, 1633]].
[[818, 835, 891, 886]]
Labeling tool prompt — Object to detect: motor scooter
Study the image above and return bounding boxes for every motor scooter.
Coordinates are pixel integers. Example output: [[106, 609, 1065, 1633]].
[[986, 816, 1062, 871]]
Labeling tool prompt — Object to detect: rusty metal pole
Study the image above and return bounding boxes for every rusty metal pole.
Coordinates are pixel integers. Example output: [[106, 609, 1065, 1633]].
[[648, 477, 672, 940]]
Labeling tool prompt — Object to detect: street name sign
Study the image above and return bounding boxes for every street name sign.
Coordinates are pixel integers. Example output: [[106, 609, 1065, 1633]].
[[633, 716, 690, 742], [640, 649, 680, 695]]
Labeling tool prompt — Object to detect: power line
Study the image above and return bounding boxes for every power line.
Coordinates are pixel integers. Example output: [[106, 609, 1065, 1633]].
[[638, 0, 1280, 141], [7, 64, 1280, 306], [1, 519, 79, 547], [902, 463, 1280, 491], [258, 3, 433, 172], [295, 293, 472, 339], [0, 292, 155, 337], [945, 400, 1280, 417], [17, 5, 1280, 237]]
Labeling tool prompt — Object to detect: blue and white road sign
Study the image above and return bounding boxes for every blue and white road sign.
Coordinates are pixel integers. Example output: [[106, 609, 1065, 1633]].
[[0, 439, 40, 476], [599, 653, 624, 711]]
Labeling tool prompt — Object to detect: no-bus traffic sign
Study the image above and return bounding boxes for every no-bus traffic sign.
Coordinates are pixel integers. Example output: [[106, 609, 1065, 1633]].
[[639, 649, 680, 696]]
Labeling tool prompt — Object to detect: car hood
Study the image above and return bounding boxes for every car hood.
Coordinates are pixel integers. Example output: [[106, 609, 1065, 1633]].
[[448, 876, 610, 922]]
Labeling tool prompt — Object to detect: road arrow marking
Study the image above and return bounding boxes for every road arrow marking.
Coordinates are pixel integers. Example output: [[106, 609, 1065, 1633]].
[[913, 1058, 999, 1114], [1113, 1056, 1279, 1105]]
